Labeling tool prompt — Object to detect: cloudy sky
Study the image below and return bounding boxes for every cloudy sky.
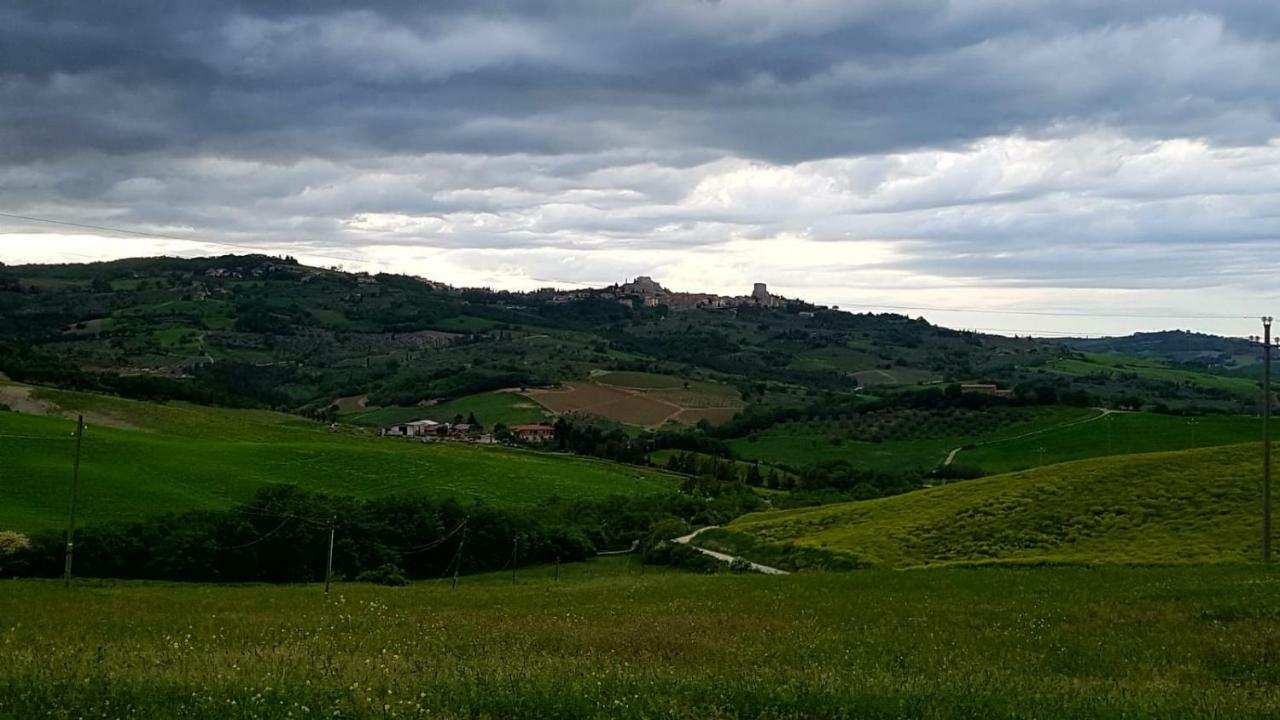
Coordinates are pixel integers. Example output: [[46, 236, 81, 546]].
[[4, 1, 1280, 337]]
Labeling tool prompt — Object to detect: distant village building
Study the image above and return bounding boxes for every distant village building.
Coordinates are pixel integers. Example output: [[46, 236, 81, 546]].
[[603, 276, 788, 311], [960, 383, 1013, 397], [380, 419, 441, 437], [619, 276, 665, 297], [510, 424, 556, 443]]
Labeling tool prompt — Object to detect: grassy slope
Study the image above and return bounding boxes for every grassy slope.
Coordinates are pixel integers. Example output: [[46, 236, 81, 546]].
[[1047, 352, 1259, 397], [343, 390, 550, 427], [728, 406, 1095, 470], [0, 386, 676, 532], [729, 406, 1260, 473], [2, 564, 1279, 719], [721, 443, 1271, 567], [962, 411, 1261, 473]]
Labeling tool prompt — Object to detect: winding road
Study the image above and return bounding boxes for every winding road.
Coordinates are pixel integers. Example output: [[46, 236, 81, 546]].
[[672, 526, 790, 575]]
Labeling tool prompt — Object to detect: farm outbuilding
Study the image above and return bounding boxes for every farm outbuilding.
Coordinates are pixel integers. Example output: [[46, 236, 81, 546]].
[[381, 419, 441, 438]]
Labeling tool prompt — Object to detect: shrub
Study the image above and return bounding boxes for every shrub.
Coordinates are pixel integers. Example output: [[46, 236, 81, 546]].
[[355, 564, 410, 587]]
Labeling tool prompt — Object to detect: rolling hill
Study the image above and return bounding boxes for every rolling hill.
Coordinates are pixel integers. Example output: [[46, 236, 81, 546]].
[[703, 443, 1273, 568], [0, 382, 679, 532]]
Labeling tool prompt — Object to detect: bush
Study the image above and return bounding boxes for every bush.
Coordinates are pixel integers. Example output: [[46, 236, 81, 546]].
[[355, 563, 410, 587]]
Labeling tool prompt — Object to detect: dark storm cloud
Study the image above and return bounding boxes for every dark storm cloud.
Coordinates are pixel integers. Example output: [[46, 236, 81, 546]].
[[6, 1, 1280, 164]]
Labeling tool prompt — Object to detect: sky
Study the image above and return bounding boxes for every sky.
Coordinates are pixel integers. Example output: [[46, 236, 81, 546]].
[[3, 1, 1280, 338]]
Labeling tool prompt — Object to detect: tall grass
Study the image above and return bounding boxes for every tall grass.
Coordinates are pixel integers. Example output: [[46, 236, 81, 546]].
[[723, 443, 1275, 567], [1, 562, 1278, 718]]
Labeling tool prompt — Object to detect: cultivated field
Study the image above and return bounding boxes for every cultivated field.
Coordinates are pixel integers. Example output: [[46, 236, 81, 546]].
[[1047, 351, 1260, 398], [0, 384, 677, 531], [527, 372, 743, 427], [342, 390, 550, 428], [729, 406, 1261, 473], [2, 561, 1278, 719], [961, 410, 1261, 472], [714, 443, 1273, 568], [729, 406, 1096, 471]]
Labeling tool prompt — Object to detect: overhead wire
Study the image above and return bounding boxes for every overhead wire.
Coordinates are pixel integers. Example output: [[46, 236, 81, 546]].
[[214, 515, 295, 551], [843, 301, 1256, 321]]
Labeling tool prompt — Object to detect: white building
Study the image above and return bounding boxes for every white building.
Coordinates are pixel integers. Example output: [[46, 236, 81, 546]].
[[381, 419, 442, 438]]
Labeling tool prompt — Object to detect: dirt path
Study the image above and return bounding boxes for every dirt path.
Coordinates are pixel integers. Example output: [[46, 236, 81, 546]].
[[672, 526, 789, 575], [944, 408, 1118, 467]]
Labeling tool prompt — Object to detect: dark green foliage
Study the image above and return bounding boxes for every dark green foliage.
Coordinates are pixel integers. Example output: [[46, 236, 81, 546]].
[[6, 476, 762, 582], [355, 564, 410, 586]]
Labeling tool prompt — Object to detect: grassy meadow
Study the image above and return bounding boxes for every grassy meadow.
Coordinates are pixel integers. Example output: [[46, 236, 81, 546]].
[[729, 405, 1261, 474], [727, 406, 1091, 471], [1047, 351, 1259, 398], [2, 561, 1279, 719], [342, 390, 551, 428], [715, 443, 1274, 568], [961, 410, 1261, 472], [0, 384, 677, 532]]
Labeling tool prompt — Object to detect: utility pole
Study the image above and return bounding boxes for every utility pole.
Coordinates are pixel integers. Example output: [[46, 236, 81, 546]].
[[63, 415, 84, 588], [1188, 418, 1199, 449], [1036, 446, 1046, 466], [1257, 326, 1274, 563], [555, 555, 560, 582], [511, 534, 518, 586], [324, 516, 336, 599], [452, 524, 467, 590]]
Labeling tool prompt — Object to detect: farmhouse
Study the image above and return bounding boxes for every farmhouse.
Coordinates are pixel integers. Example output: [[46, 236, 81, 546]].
[[380, 419, 441, 437], [960, 383, 1013, 397], [510, 424, 556, 443]]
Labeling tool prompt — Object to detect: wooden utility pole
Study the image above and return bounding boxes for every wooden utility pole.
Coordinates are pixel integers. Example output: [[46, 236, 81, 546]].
[[1265, 317, 1274, 564], [63, 415, 84, 588], [452, 525, 466, 590], [511, 535, 518, 586], [324, 517, 336, 598]]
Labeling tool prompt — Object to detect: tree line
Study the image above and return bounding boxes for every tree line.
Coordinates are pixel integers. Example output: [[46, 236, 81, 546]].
[[2, 480, 763, 583]]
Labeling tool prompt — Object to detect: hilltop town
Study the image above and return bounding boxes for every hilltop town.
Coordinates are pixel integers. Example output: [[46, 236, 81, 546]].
[[542, 276, 789, 311]]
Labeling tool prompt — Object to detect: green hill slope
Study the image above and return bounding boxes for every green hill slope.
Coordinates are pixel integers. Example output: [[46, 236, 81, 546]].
[[728, 406, 1260, 475], [712, 444, 1272, 568], [0, 384, 677, 532]]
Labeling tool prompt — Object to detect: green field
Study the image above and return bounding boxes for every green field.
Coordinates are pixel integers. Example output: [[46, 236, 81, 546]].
[[728, 406, 1095, 471], [1047, 352, 1259, 397], [716, 443, 1273, 568], [2, 562, 1278, 719], [961, 410, 1261, 472], [729, 405, 1261, 474], [344, 390, 550, 428], [0, 385, 676, 532]]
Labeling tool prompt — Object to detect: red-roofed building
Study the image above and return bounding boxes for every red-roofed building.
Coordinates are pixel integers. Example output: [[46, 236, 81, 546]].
[[510, 424, 555, 443]]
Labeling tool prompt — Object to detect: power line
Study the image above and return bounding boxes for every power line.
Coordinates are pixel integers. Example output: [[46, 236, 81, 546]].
[[0, 211, 371, 269], [0, 433, 75, 440], [960, 327, 1108, 338], [845, 301, 1255, 321], [215, 516, 295, 551]]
